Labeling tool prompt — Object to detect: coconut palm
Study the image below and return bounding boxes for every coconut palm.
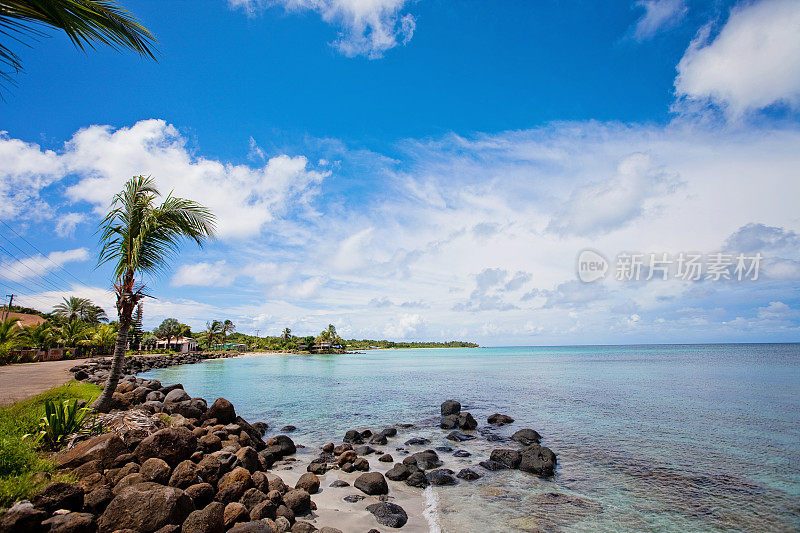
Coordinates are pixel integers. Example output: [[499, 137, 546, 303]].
[[153, 317, 180, 349], [82, 323, 117, 355], [221, 319, 235, 343], [202, 320, 222, 349], [22, 322, 54, 350], [52, 296, 107, 324], [59, 318, 89, 349], [281, 327, 292, 341], [0, 0, 157, 90], [91, 175, 215, 412]]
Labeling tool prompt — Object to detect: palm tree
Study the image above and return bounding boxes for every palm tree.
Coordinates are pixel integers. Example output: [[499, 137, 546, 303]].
[[59, 319, 89, 349], [83, 323, 117, 355], [154, 317, 180, 350], [221, 319, 235, 343], [0, 0, 157, 90], [22, 322, 54, 350], [92, 175, 215, 412], [52, 296, 108, 323], [281, 327, 292, 341]]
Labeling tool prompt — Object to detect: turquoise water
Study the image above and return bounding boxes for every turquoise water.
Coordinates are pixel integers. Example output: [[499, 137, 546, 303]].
[[141, 344, 800, 532]]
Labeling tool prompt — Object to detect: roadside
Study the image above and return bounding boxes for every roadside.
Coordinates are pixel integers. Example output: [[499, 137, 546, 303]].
[[0, 360, 84, 407]]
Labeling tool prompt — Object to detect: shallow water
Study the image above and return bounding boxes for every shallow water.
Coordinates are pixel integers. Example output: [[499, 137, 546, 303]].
[[141, 344, 800, 532]]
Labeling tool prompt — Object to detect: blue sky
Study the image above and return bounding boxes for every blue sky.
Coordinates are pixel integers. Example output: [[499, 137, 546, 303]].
[[1, 0, 799, 344]]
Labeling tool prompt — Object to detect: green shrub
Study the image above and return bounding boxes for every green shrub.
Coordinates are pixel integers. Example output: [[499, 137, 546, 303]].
[[0, 437, 38, 477], [23, 399, 96, 450]]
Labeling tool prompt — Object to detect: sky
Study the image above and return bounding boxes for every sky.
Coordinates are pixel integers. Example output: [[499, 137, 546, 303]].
[[1, 0, 799, 345]]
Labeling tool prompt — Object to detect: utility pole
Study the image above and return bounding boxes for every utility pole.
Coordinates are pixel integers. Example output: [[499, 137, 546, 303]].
[[3, 294, 13, 321], [255, 329, 260, 338]]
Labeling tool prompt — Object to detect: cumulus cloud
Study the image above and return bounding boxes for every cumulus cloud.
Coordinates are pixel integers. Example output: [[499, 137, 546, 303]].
[[0, 248, 89, 282], [171, 261, 233, 287], [0, 120, 329, 239], [54, 213, 87, 237], [384, 313, 424, 338], [675, 0, 800, 117], [631, 0, 688, 41], [725, 223, 800, 253], [228, 0, 415, 58]]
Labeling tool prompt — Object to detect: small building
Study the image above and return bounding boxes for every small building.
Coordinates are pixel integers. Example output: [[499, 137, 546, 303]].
[[212, 342, 248, 351], [155, 336, 198, 353], [4, 311, 47, 328]]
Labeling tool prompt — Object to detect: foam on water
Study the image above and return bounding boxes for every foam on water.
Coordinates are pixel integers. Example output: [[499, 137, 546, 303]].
[[423, 486, 442, 533]]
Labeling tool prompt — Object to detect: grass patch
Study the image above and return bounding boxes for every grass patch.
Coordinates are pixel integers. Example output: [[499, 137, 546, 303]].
[[0, 381, 101, 508]]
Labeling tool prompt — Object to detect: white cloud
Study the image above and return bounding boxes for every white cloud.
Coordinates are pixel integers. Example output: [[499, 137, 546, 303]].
[[0, 132, 64, 220], [675, 0, 800, 117], [54, 213, 87, 237], [0, 248, 89, 282], [632, 0, 688, 40], [384, 313, 424, 338], [0, 120, 329, 239], [228, 0, 415, 58], [171, 260, 233, 287]]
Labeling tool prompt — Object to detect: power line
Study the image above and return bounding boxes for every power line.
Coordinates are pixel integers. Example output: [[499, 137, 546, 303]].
[[0, 220, 87, 286], [0, 243, 68, 294], [0, 232, 81, 291]]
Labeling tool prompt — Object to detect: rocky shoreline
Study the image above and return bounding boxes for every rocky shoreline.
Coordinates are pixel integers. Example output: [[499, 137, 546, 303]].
[[0, 353, 558, 532]]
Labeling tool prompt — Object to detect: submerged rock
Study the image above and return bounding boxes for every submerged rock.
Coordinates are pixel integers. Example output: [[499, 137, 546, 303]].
[[487, 413, 515, 426], [519, 444, 557, 477], [446, 431, 476, 442], [511, 428, 542, 446], [457, 468, 481, 481], [440, 400, 461, 416]]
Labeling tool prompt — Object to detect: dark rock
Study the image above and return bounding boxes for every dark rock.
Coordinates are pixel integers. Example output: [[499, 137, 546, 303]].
[[134, 427, 198, 467], [249, 500, 277, 520], [490, 448, 522, 469], [140, 457, 171, 484], [197, 454, 225, 486], [435, 446, 453, 452], [97, 482, 194, 533], [236, 446, 261, 473], [329, 480, 350, 487], [205, 398, 237, 424], [457, 412, 478, 430], [446, 431, 476, 442], [403, 449, 442, 470], [426, 469, 457, 486], [32, 482, 84, 513], [440, 414, 459, 429], [83, 486, 114, 514], [282, 489, 311, 515], [479, 460, 508, 471], [342, 430, 363, 444], [321, 443, 334, 453], [291, 521, 317, 533], [332, 443, 352, 455], [379, 427, 397, 438], [280, 425, 296, 432], [354, 445, 376, 456], [306, 462, 329, 475], [354, 472, 388, 495], [54, 433, 127, 469], [385, 463, 412, 481], [403, 437, 430, 446], [366, 502, 408, 528], [353, 457, 370, 471], [113, 472, 146, 494], [0, 500, 47, 532], [440, 400, 461, 416], [168, 459, 201, 489], [453, 449, 471, 457], [340, 462, 354, 473], [198, 434, 222, 453], [223, 502, 249, 529], [228, 520, 277, 533], [164, 388, 190, 403], [182, 501, 224, 533], [487, 413, 515, 426], [240, 487, 268, 511], [252, 422, 269, 436], [378, 453, 393, 462], [185, 483, 215, 509], [518, 444, 557, 476], [342, 494, 365, 503], [294, 472, 320, 494], [457, 468, 481, 481], [511, 428, 542, 446], [404, 471, 428, 488], [41, 512, 96, 533]]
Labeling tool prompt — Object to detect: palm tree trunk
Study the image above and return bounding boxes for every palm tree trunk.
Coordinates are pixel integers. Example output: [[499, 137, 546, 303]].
[[92, 273, 136, 413]]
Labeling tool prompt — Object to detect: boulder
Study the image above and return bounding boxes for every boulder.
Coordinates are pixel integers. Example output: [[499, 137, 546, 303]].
[[353, 472, 388, 495], [342, 430, 363, 444], [353, 457, 370, 471], [275, 516, 292, 532], [329, 480, 349, 487], [240, 488, 268, 511], [199, 434, 222, 453], [113, 473, 146, 494], [282, 489, 311, 515], [518, 444, 557, 476], [378, 453, 393, 462], [446, 431, 476, 442], [366, 502, 408, 528], [280, 425, 296, 432], [32, 482, 84, 513], [134, 427, 198, 467], [55, 433, 127, 469], [196, 454, 225, 486], [140, 457, 171, 484], [83, 486, 114, 514], [478, 460, 507, 471], [223, 502, 249, 528], [168, 459, 201, 489], [295, 472, 320, 494], [426, 469, 457, 486], [453, 450, 471, 457], [379, 427, 397, 438], [511, 428, 541, 446], [97, 482, 194, 533], [439, 415, 459, 429], [487, 413, 515, 426], [41, 512, 96, 533], [440, 400, 461, 416], [456, 468, 481, 481], [249, 500, 278, 521], [457, 412, 478, 430], [385, 463, 412, 481], [403, 437, 430, 446], [290, 521, 317, 533], [217, 467, 254, 503], [163, 388, 190, 403], [490, 448, 522, 469], [0, 500, 47, 532], [404, 471, 428, 488], [206, 398, 236, 424], [185, 483, 215, 509], [336, 450, 357, 466], [403, 449, 442, 470], [236, 446, 261, 473], [228, 520, 277, 533], [182, 501, 224, 533]]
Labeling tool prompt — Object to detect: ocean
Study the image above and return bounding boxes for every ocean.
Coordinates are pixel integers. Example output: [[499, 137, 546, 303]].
[[140, 344, 800, 532]]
